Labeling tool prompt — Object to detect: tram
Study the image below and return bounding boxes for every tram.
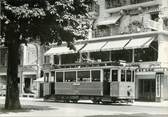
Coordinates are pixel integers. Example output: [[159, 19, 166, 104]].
[[43, 63, 136, 104]]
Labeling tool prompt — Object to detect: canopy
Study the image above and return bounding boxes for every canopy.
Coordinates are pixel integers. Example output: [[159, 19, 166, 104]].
[[101, 39, 130, 51], [80, 41, 107, 53], [44, 37, 155, 55], [124, 37, 155, 49], [97, 14, 121, 26], [44, 44, 85, 56]]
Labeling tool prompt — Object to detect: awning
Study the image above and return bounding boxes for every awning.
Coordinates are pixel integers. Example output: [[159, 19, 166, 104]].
[[101, 39, 130, 51], [80, 41, 107, 53], [44, 44, 85, 56], [97, 14, 121, 26], [124, 37, 155, 49]]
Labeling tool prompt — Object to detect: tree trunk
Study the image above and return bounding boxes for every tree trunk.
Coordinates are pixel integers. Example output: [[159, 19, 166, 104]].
[[5, 41, 21, 109]]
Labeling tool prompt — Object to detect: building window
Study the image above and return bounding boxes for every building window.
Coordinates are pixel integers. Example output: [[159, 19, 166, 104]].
[[151, 12, 159, 21], [88, 0, 99, 12], [54, 55, 59, 64], [135, 41, 158, 62], [61, 53, 78, 64], [105, 0, 122, 9], [90, 51, 110, 62], [44, 56, 50, 64], [111, 50, 132, 62], [92, 26, 111, 38]]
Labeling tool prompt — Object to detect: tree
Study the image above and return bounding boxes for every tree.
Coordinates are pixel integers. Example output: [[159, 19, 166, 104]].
[[0, 0, 91, 109]]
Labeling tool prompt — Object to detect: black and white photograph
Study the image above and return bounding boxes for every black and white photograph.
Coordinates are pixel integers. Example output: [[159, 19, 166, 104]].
[[0, 0, 168, 117]]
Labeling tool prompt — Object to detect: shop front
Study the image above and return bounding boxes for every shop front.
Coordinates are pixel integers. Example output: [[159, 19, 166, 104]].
[[135, 68, 168, 102], [44, 31, 168, 102]]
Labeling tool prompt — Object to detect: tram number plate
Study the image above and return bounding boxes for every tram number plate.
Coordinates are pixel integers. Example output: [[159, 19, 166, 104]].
[[73, 82, 80, 85]]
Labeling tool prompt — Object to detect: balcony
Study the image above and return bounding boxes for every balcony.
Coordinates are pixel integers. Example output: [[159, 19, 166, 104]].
[[105, 0, 155, 9]]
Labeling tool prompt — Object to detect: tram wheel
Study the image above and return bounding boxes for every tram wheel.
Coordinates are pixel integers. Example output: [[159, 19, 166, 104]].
[[72, 99, 78, 103], [101, 101, 110, 105], [64, 99, 70, 103], [92, 100, 100, 104]]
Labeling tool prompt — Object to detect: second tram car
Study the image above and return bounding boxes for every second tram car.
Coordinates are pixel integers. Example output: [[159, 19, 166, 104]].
[[43, 65, 135, 104]]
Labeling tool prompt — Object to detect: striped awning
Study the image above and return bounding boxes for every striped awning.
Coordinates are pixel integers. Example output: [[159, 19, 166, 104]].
[[44, 44, 85, 56], [124, 37, 155, 49]]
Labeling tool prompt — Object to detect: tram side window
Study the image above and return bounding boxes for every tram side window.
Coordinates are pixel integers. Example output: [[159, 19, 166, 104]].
[[78, 71, 90, 82], [126, 70, 131, 82], [92, 70, 100, 82], [65, 71, 76, 82], [44, 73, 49, 82], [112, 70, 118, 81], [121, 70, 125, 82], [56, 72, 63, 82], [132, 71, 135, 82], [50, 71, 55, 82]]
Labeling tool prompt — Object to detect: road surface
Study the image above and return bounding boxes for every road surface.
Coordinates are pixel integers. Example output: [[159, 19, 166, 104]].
[[0, 97, 168, 117]]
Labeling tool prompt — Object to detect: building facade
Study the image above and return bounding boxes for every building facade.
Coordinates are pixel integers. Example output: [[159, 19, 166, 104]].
[[43, 0, 168, 102], [0, 43, 45, 98]]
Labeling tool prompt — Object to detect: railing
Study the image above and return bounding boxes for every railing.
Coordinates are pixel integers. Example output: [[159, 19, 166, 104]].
[[105, 0, 155, 9]]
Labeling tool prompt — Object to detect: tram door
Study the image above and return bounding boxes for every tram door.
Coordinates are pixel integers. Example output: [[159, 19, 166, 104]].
[[103, 69, 110, 96], [50, 83, 55, 95]]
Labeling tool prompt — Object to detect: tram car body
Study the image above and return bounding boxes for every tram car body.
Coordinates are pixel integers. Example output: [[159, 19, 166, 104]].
[[43, 66, 135, 103]]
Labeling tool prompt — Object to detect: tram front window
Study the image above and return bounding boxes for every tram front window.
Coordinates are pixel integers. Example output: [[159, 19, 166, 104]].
[[44, 73, 49, 82], [56, 72, 63, 82], [126, 70, 131, 82], [51, 71, 55, 82], [65, 71, 76, 82], [77, 71, 90, 82], [112, 70, 118, 81], [92, 70, 100, 82], [121, 70, 125, 82]]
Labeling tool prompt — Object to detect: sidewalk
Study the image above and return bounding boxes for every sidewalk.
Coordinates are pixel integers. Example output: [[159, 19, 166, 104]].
[[132, 101, 168, 107]]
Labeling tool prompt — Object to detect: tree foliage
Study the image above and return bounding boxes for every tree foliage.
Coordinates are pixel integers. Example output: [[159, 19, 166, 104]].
[[0, 0, 92, 109], [1, 0, 91, 46]]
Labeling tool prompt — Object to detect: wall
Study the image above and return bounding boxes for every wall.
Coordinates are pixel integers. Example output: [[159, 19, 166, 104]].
[[23, 44, 38, 65], [157, 34, 168, 67]]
